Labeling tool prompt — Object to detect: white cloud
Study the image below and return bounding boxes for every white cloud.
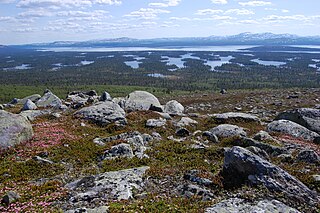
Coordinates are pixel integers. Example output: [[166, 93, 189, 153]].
[[124, 8, 170, 20], [211, 15, 233, 20], [149, 0, 181, 7], [282, 9, 289, 13], [0, 16, 14, 21], [225, 9, 254, 15], [239, 19, 259, 24], [239, 1, 271, 7], [263, 14, 309, 22], [195, 9, 223, 15], [18, 9, 53, 17], [211, 0, 227, 4], [17, 0, 121, 8]]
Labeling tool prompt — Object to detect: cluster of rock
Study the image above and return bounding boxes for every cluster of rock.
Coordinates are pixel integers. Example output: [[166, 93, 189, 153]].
[[94, 131, 154, 159], [1, 89, 320, 212]]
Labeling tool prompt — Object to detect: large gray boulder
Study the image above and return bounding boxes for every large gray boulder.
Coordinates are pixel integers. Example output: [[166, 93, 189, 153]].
[[205, 198, 300, 213], [222, 146, 319, 204], [124, 91, 161, 111], [20, 109, 51, 121], [0, 110, 33, 149], [164, 100, 184, 115], [209, 124, 247, 138], [212, 112, 260, 123], [22, 99, 37, 111], [74, 101, 126, 126], [36, 90, 62, 108], [17, 94, 41, 105], [267, 120, 320, 142], [66, 167, 149, 202], [276, 108, 320, 134]]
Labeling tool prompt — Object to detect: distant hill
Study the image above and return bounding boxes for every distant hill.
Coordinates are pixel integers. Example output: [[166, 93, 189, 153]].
[[13, 32, 320, 49]]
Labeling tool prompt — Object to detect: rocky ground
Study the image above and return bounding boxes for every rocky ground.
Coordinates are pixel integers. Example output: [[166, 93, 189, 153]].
[[0, 88, 319, 212]]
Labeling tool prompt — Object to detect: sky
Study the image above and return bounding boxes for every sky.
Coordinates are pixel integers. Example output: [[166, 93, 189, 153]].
[[0, 0, 320, 44]]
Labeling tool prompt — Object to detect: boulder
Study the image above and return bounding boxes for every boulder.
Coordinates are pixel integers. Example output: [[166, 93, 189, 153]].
[[234, 137, 284, 156], [17, 94, 41, 105], [95, 132, 149, 159], [74, 101, 126, 126], [22, 99, 37, 111], [209, 124, 247, 138], [100, 92, 112, 102], [66, 167, 149, 201], [202, 131, 219, 143], [253, 130, 278, 143], [66, 91, 99, 109], [36, 90, 62, 108], [146, 118, 166, 128], [124, 91, 161, 111], [177, 184, 214, 201], [246, 146, 270, 161], [103, 143, 134, 160], [175, 117, 198, 127], [176, 128, 190, 137], [205, 198, 300, 213], [0, 110, 33, 149], [164, 100, 184, 115], [296, 150, 320, 164], [1, 191, 20, 206], [267, 120, 320, 142], [222, 146, 319, 204], [20, 109, 51, 121], [212, 112, 260, 123], [275, 108, 320, 134]]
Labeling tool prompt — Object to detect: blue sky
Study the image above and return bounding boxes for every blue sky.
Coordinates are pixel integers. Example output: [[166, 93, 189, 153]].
[[0, 0, 319, 44]]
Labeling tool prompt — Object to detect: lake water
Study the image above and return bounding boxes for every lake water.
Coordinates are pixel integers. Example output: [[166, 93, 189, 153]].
[[205, 56, 234, 70], [147, 73, 167, 78], [80, 60, 94, 65], [125, 53, 235, 70], [251, 59, 286, 66], [3, 64, 32, 71], [41, 45, 320, 53]]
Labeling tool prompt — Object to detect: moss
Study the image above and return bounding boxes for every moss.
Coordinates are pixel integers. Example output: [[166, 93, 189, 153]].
[[109, 195, 211, 213]]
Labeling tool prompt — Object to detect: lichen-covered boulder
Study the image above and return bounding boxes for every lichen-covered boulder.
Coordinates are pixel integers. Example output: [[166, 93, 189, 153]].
[[164, 100, 184, 115], [275, 108, 320, 134], [0, 110, 33, 149], [267, 119, 320, 142], [36, 90, 62, 108], [74, 101, 126, 126], [124, 91, 161, 111], [222, 146, 319, 205], [22, 99, 37, 111], [209, 124, 247, 138]]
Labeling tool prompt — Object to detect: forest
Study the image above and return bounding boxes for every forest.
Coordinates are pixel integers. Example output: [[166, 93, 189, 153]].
[[0, 47, 320, 103]]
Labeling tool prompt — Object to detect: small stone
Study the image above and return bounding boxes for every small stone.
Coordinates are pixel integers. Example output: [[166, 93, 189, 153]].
[[146, 118, 166, 128], [202, 131, 219, 143], [2, 191, 20, 206], [176, 128, 190, 137], [32, 156, 54, 164]]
